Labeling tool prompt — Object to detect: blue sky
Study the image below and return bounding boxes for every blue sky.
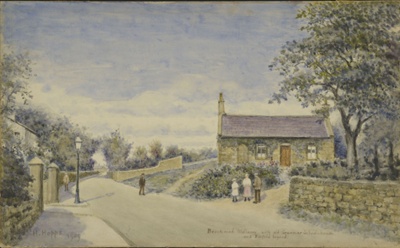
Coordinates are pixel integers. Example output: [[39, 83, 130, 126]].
[[4, 2, 314, 149]]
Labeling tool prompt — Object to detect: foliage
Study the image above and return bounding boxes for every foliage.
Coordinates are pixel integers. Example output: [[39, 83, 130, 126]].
[[360, 114, 400, 179], [187, 164, 279, 199], [15, 106, 99, 171], [289, 160, 351, 181], [0, 51, 33, 116], [290, 159, 400, 181], [102, 129, 132, 171], [269, 2, 400, 169], [148, 139, 163, 161], [333, 125, 347, 159], [165, 145, 217, 163], [0, 146, 33, 206], [164, 145, 180, 159]]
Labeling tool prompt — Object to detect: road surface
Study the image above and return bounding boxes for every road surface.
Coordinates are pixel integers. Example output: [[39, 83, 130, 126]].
[[74, 175, 398, 247]]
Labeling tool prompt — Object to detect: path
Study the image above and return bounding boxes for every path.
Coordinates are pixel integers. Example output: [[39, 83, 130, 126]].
[[163, 160, 215, 194], [72, 175, 398, 247], [18, 179, 129, 247]]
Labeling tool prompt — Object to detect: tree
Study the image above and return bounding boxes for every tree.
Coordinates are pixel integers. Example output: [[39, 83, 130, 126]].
[[15, 107, 99, 171], [132, 145, 148, 168], [0, 52, 33, 115], [0, 51, 34, 206], [149, 140, 163, 161], [269, 2, 400, 171], [164, 145, 179, 159], [102, 129, 132, 171], [361, 114, 400, 179]]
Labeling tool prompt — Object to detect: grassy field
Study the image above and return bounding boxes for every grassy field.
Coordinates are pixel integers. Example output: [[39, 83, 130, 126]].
[[122, 159, 217, 195]]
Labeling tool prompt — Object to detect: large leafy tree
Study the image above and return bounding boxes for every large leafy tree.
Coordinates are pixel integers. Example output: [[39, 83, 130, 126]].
[[0, 52, 33, 115], [269, 2, 400, 171], [102, 129, 132, 171], [15, 107, 99, 171], [149, 139, 163, 161], [0, 51, 33, 205]]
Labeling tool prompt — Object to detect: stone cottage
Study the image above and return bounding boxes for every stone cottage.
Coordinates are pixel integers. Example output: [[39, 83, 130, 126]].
[[217, 93, 334, 166], [4, 115, 38, 149]]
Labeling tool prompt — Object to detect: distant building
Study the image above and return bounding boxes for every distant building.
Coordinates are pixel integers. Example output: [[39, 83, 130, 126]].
[[5, 116, 38, 149], [217, 93, 334, 166]]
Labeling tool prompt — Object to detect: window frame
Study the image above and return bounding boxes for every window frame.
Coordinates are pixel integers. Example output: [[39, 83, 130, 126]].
[[307, 144, 317, 160], [256, 144, 267, 160]]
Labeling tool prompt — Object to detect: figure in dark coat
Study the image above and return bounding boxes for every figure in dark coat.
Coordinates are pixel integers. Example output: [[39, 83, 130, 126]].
[[139, 173, 146, 196], [253, 172, 262, 204]]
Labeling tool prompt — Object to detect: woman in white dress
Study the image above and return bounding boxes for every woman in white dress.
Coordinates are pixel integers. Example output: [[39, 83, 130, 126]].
[[231, 178, 239, 202], [242, 173, 252, 202]]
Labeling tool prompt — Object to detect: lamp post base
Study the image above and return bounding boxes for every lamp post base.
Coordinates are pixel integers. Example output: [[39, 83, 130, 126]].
[[75, 190, 80, 204]]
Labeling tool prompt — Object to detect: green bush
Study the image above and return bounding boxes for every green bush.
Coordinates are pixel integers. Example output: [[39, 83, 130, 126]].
[[1, 148, 33, 206], [187, 164, 279, 199], [289, 160, 351, 181]]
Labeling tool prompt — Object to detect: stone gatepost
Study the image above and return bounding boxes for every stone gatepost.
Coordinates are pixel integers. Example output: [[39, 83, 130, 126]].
[[47, 163, 59, 204], [29, 157, 44, 212]]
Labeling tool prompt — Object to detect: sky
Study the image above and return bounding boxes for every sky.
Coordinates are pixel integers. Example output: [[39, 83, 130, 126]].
[[3, 2, 316, 150]]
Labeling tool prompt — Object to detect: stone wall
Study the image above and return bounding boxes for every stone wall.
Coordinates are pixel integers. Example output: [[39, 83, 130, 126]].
[[218, 137, 334, 165], [108, 156, 183, 182], [289, 176, 400, 235], [1, 200, 41, 245]]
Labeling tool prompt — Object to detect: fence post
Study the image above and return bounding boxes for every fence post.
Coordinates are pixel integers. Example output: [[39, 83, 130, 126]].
[[47, 163, 59, 204], [29, 157, 44, 212]]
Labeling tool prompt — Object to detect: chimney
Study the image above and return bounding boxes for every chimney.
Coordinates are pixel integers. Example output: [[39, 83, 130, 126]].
[[218, 92, 225, 115], [218, 92, 225, 136]]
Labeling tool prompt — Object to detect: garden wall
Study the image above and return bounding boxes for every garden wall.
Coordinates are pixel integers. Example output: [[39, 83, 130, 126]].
[[1, 200, 41, 245], [108, 156, 183, 182], [289, 176, 400, 236]]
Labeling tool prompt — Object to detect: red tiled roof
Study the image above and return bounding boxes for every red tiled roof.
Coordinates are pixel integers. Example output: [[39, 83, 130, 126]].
[[221, 115, 331, 138]]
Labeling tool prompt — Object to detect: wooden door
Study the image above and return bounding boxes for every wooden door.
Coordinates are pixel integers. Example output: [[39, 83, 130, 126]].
[[280, 145, 291, 166]]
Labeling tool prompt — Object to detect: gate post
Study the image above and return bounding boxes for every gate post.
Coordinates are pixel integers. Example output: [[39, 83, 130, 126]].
[[47, 163, 60, 204], [29, 157, 44, 212]]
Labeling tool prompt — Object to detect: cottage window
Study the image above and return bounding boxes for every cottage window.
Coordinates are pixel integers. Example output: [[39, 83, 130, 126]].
[[307, 145, 317, 160], [256, 145, 267, 160]]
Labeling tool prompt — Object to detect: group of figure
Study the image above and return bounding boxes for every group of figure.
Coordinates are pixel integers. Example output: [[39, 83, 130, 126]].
[[231, 173, 262, 204]]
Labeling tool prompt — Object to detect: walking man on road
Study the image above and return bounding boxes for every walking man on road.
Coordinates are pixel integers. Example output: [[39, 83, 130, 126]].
[[63, 173, 70, 191], [139, 173, 146, 196], [253, 172, 262, 204]]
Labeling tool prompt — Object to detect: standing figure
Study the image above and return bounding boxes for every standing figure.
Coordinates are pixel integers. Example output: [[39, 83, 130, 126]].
[[231, 178, 239, 202], [253, 172, 262, 204], [63, 173, 70, 191], [139, 173, 146, 196], [242, 173, 251, 202]]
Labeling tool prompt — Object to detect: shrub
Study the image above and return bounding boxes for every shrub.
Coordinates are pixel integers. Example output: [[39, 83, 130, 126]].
[[289, 160, 351, 181], [187, 164, 279, 199], [1, 148, 33, 206]]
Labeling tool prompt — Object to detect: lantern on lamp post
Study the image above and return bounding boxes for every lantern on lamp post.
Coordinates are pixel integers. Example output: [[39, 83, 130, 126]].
[[74, 137, 82, 204]]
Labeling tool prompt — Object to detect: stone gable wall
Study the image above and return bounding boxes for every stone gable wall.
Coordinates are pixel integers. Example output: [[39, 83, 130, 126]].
[[218, 137, 334, 165], [289, 176, 400, 235]]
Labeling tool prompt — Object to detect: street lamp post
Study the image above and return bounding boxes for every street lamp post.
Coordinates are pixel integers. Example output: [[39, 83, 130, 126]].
[[74, 137, 82, 204]]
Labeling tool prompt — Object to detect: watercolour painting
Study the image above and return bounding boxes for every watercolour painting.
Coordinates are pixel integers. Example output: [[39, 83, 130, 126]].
[[1, 1, 400, 247]]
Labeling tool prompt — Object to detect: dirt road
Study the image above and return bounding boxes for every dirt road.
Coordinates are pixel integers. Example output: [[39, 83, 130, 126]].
[[75, 176, 398, 247]]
